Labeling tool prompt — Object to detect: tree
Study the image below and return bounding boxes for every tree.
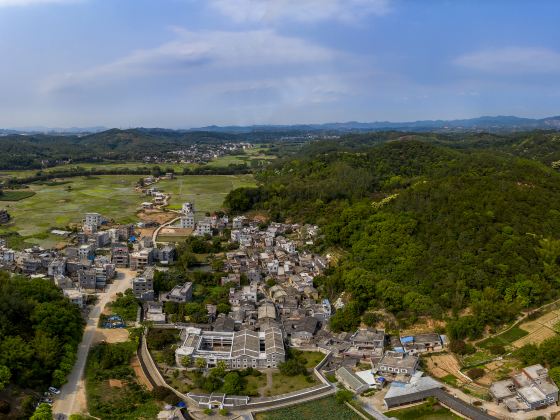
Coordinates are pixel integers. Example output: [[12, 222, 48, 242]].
[[278, 358, 307, 377], [214, 360, 227, 376], [222, 372, 243, 395], [195, 357, 206, 370], [0, 366, 10, 391], [335, 389, 353, 404], [549, 367, 560, 387], [181, 356, 192, 367], [30, 403, 52, 420]]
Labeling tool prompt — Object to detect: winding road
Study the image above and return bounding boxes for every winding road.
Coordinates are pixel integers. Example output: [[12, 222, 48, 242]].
[[53, 269, 136, 418]]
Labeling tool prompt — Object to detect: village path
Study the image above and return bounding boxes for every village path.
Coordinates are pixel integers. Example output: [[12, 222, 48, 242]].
[[151, 214, 180, 245], [53, 268, 136, 419]]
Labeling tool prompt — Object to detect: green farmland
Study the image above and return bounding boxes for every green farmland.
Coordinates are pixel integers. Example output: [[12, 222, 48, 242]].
[[158, 174, 256, 212], [254, 396, 360, 420], [0, 174, 255, 248]]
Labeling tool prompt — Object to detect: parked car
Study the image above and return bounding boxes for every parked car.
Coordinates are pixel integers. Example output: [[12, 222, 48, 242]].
[[48, 387, 60, 394]]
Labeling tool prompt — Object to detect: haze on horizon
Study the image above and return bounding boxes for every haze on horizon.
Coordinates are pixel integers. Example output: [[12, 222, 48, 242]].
[[1, 0, 559, 129]]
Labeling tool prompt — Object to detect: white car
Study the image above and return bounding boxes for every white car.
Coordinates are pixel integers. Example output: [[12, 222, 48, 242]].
[[48, 387, 60, 395]]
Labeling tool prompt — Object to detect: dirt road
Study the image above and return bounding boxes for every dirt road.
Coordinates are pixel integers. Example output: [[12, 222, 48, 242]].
[[53, 269, 136, 418]]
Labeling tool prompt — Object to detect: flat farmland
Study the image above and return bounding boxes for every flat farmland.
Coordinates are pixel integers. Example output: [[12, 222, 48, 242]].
[[157, 174, 256, 213], [512, 309, 560, 348], [1, 174, 253, 247], [254, 396, 360, 420], [0, 176, 143, 244]]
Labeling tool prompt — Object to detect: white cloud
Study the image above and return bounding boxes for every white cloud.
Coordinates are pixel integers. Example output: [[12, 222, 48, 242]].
[[0, 0, 80, 6], [454, 47, 560, 74], [208, 0, 391, 23], [42, 29, 337, 93]]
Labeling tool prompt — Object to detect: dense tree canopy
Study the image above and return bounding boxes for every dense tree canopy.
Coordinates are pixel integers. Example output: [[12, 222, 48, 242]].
[[0, 271, 84, 389], [224, 137, 560, 333]]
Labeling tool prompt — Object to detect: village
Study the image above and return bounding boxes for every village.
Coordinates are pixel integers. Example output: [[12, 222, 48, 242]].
[[142, 142, 254, 166], [3, 179, 560, 420]]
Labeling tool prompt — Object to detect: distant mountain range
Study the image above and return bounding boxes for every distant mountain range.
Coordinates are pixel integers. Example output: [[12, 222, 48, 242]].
[[2, 115, 560, 135], [193, 115, 560, 133]]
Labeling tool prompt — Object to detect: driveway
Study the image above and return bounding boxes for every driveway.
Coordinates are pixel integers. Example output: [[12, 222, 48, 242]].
[[53, 269, 136, 418]]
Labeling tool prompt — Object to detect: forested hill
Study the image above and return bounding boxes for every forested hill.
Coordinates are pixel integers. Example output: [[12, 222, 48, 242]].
[[224, 139, 560, 336], [0, 129, 236, 169]]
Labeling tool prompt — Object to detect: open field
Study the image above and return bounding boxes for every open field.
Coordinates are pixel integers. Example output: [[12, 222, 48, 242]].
[[0, 190, 36, 201], [0, 174, 254, 247], [254, 396, 360, 420], [0, 175, 142, 241], [424, 354, 468, 386], [158, 174, 256, 213]]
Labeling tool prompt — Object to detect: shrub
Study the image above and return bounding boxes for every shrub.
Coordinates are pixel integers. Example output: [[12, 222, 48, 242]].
[[335, 389, 353, 404], [449, 339, 476, 355], [489, 344, 506, 355], [467, 368, 485, 380], [219, 408, 228, 416], [203, 408, 213, 415]]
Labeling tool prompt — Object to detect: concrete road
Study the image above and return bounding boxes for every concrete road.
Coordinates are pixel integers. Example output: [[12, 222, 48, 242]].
[[152, 214, 180, 245], [53, 269, 136, 418]]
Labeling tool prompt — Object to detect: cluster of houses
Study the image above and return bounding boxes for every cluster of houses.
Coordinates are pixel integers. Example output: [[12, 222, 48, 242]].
[[141, 182, 172, 209], [161, 142, 253, 165], [0, 208, 10, 224], [327, 329, 446, 393], [490, 364, 559, 412], [177, 202, 229, 236], [0, 211, 177, 310]]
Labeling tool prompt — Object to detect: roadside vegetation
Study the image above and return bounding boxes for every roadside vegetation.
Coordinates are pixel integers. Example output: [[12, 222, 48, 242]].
[[85, 341, 160, 419], [0, 271, 84, 390]]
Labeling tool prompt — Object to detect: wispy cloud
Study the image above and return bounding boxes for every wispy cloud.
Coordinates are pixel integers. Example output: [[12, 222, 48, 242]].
[[42, 28, 338, 95], [0, 0, 80, 6], [208, 0, 392, 23], [454, 47, 560, 74]]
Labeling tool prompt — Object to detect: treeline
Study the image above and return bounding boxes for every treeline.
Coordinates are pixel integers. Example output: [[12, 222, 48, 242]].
[[224, 138, 560, 333], [2, 164, 251, 188], [0, 271, 84, 390]]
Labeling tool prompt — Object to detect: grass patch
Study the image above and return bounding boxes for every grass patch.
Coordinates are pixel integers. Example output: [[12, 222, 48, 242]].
[[478, 326, 528, 349], [245, 373, 268, 396], [440, 374, 459, 387], [0, 190, 36, 201], [108, 290, 140, 322], [266, 372, 317, 396], [461, 350, 493, 367], [299, 351, 326, 368], [255, 396, 359, 420], [385, 402, 462, 420]]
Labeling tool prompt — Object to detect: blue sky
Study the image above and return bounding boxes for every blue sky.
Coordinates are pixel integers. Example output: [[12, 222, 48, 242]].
[[0, 0, 559, 128]]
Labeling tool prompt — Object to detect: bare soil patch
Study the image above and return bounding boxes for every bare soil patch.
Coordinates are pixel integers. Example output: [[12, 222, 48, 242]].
[[94, 328, 129, 344], [131, 356, 153, 391], [109, 379, 124, 388], [425, 353, 468, 384]]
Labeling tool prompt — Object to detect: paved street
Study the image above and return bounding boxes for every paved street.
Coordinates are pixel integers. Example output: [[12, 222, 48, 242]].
[[53, 269, 136, 418]]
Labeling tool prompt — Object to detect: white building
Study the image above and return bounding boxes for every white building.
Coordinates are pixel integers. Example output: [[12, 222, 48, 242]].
[[194, 220, 212, 236], [176, 326, 285, 369], [63, 289, 85, 308], [84, 212, 103, 227], [182, 202, 194, 214], [179, 212, 195, 229]]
